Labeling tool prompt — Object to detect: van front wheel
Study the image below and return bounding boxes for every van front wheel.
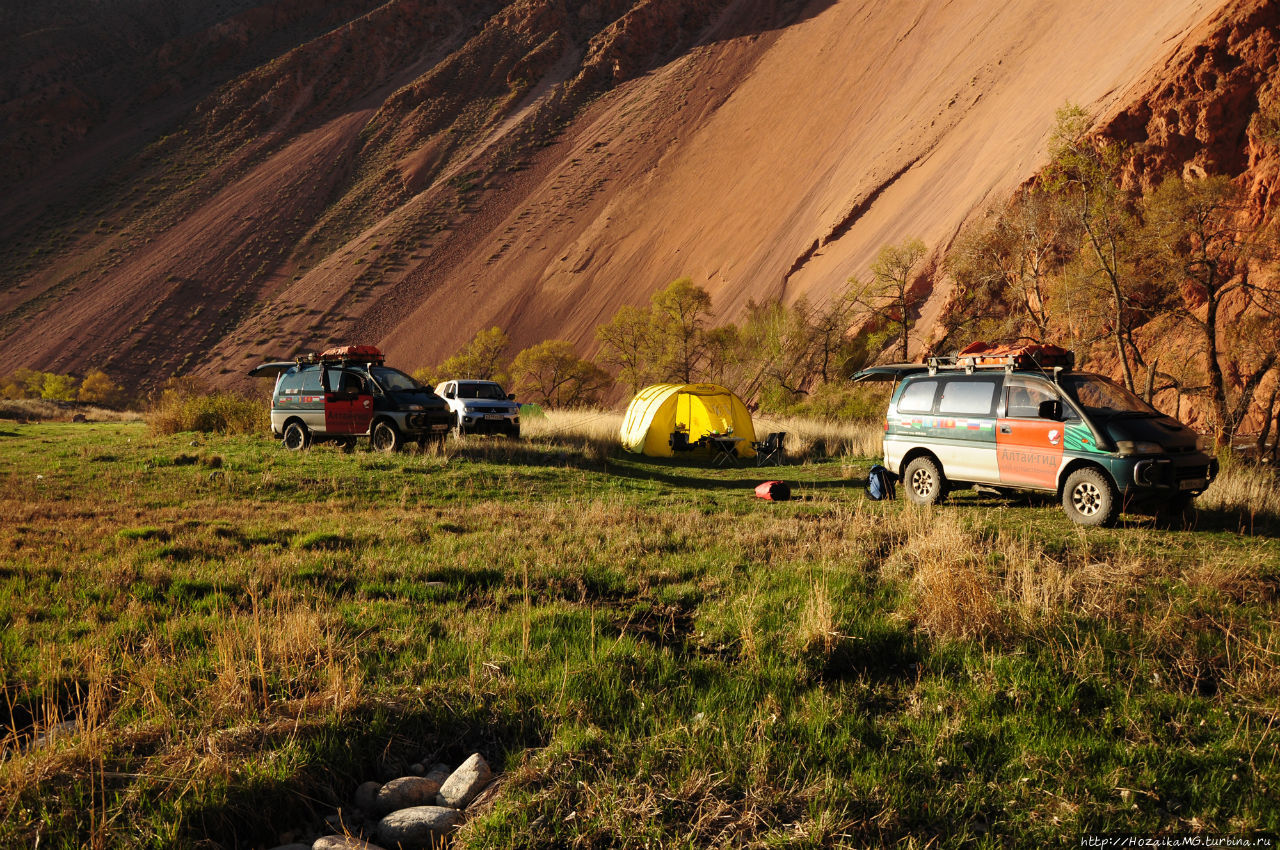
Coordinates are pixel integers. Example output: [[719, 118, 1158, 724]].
[[1062, 468, 1119, 527], [371, 420, 402, 453], [904, 456, 948, 505]]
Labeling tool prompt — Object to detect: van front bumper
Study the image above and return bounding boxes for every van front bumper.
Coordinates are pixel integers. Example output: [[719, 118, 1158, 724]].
[[1128, 453, 1218, 494]]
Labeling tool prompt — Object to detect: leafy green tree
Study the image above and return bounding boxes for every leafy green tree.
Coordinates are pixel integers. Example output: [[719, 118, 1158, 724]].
[[850, 237, 928, 362], [417, 327, 511, 387], [595, 305, 657, 394], [77, 369, 125, 407], [40, 373, 79, 401], [510, 340, 611, 408], [650, 277, 712, 383]]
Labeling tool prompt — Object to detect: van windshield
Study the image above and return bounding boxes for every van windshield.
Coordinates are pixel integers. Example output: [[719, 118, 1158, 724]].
[[1059, 374, 1156, 417], [370, 367, 426, 393]]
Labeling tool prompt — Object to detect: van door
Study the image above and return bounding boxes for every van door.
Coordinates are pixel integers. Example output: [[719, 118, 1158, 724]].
[[324, 369, 375, 435], [932, 375, 1002, 483], [996, 376, 1067, 490]]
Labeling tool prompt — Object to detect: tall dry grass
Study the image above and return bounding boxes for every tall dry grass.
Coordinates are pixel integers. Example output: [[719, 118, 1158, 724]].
[[0, 398, 142, 423], [1197, 462, 1280, 521], [520, 407, 883, 461], [149, 384, 268, 436], [753, 414, 882, 459]]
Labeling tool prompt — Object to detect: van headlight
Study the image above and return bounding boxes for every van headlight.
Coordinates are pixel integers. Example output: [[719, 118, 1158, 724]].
[[1115, 440, 1162, 456]]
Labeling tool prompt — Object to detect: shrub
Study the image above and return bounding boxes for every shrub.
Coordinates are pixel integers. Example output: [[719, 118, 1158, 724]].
[[149, 379, 268, 436], [77, 369, 125, 407]]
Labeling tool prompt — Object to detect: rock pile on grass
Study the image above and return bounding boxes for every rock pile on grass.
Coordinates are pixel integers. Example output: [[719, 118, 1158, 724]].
[[269, 753, 495, 850]]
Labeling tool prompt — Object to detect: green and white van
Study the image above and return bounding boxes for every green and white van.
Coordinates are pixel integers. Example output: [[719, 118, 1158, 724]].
[[855, 350, 1218, 526]]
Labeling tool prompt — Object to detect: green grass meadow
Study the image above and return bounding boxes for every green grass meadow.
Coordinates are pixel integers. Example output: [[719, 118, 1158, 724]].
[[1, 421, 1277, 848]]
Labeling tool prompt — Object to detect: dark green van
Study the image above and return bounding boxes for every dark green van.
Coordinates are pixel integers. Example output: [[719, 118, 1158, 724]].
[[856, 350, 1218, 526], [250, 347, 454, 451]]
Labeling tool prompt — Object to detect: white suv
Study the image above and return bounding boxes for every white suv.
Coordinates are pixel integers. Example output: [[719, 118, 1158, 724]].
[[433, 379, 521, 438]]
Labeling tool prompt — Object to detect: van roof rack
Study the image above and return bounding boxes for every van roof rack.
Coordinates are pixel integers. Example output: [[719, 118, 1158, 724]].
[[296, 344, 386, 365], [927, 342, 1075, 375]]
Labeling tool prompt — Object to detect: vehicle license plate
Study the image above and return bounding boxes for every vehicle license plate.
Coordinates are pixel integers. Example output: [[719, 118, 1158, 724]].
[[485, 414, 505, 420], [1179, 478, 1206, 490]]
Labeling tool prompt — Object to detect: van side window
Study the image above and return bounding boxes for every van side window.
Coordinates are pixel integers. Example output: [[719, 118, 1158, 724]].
[[1005, 378, 1056, 419], [1004, 377, 1078, 420], [938, 379, 999, 416], [897, 380, 938, 413]]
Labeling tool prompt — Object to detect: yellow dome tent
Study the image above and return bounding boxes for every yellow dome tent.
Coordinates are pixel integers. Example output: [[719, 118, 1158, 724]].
[[620, 383, 756, 458]]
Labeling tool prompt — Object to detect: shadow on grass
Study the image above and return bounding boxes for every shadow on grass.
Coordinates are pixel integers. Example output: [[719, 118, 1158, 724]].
[[178, 697, 552, 848], [1182, 506, 1280, 539], [607, 455, 866, 492]]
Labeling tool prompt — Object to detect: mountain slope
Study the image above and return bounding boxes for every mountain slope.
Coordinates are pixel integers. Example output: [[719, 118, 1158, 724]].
[[2, 0, 1271, 389]]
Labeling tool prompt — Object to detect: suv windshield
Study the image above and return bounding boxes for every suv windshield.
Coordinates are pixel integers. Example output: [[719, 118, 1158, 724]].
[[370, 367, 426, 393], [457, 382, 506, 400], [1060, 374, 1156, 417]]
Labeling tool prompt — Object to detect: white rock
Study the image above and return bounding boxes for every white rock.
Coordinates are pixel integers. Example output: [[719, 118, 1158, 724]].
[[376, 806, 461, 849], [375, 776, 443, 815], [312, 837, 385, 850], [436, 753, 492, 808]]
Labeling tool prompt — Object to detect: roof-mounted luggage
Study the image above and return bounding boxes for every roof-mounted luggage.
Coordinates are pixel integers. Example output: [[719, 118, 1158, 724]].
[[297, 345, 387, 365], [929, 341, 1074, 374]]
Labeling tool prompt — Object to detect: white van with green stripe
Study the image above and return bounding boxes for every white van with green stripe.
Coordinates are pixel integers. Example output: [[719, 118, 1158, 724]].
[[855, 348, 1218, 527]]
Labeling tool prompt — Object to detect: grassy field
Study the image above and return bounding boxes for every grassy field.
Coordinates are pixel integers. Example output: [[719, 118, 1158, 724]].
[[1, 417, 1278, 849]]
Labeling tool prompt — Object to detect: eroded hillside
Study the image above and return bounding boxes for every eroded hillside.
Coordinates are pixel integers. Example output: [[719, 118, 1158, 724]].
[[2, 0, 1275, 389]]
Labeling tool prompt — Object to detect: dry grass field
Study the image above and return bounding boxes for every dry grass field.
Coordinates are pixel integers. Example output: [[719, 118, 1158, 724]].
[[0, 415, 1276, 848]]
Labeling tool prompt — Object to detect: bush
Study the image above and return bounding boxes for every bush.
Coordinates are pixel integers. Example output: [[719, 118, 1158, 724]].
[[760, 380, 891, 421], [149, 379, 268, 436]]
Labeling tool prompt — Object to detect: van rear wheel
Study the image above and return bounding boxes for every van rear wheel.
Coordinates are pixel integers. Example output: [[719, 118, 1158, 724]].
[[1062, 468, 1120, 527], [282, 421, 310, 451], [904, 456, 948, 505]]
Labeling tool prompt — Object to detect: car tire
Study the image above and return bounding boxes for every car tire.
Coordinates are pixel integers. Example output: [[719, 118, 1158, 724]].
[[282, 420, 310, 451], [1062, 467, 1120, 527], [371, 420, 402, 453], [903, 455, 948, 505]]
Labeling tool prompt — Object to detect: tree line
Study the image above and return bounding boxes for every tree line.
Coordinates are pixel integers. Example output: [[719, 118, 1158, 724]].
[[941, 104, 1280, 449]]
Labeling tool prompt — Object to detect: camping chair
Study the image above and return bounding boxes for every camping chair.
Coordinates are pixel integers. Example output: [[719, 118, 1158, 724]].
[[752, 432, 786, 466], [669, 430, 697, 453]]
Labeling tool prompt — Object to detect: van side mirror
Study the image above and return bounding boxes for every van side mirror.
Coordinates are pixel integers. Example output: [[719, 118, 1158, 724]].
[[1037, 400, 1062, 420]]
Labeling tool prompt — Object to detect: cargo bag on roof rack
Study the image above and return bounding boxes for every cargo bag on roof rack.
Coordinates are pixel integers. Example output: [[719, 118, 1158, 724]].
[[953, 341, 1074, 370], [319, 345, 385, 363]]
